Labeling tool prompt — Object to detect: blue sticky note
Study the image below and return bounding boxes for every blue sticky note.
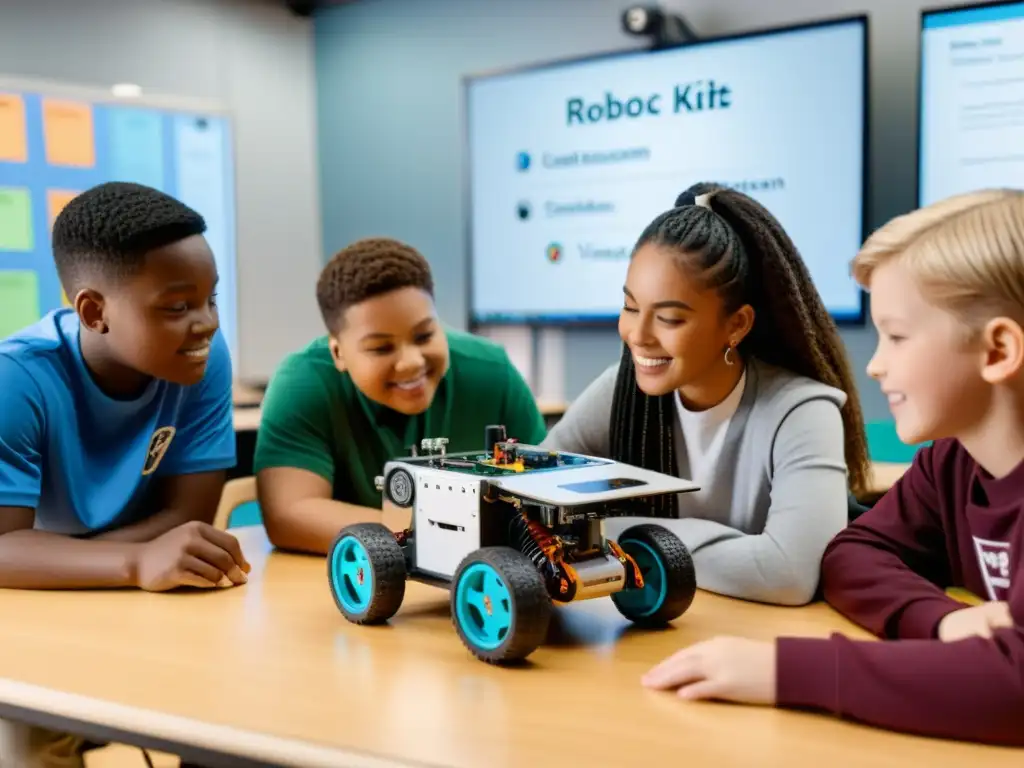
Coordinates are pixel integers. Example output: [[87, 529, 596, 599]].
[[174, 114, 236, 358], [107, 107, 164, 190]]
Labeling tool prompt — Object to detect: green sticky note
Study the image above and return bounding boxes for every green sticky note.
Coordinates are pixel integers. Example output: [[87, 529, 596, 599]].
[[0, 270, 40, 339], [0, 187, 33, 251]]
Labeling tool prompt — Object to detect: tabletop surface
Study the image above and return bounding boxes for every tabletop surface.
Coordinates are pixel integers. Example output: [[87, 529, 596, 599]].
[[231, 406, 262, 432], [868, 461, 911, 494], [0, 526, 1016, 767]]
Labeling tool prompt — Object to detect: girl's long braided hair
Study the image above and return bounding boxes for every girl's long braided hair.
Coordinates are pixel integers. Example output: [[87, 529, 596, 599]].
[[609, 182, 869, 516]]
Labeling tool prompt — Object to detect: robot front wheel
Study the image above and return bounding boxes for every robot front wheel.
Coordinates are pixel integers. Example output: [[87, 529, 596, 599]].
[[611, 524, 697, 627], [328, 522, 407, 625], [451, 547, 552, 665]]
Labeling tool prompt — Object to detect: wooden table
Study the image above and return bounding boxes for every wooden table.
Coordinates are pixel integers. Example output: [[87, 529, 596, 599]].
[[232, 407, 262, 432], [232, 381, 265, 408], [229, 408, 263, 481], [862, 462, 911, 504], [0, 528, 1017, 767]]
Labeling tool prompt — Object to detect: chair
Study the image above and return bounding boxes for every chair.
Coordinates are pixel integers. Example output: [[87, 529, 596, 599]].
[[865, 420, 929, 463], [214, 475, 257, 530], [847, 491, 870, 522]]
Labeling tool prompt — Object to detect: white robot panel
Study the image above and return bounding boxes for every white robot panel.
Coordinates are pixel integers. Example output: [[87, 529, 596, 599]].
[[406, 466, 483, 579]]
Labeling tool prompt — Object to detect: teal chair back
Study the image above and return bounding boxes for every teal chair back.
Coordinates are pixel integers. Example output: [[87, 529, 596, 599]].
[[865, 420, 929, 464], [229, 500, 263, 528]]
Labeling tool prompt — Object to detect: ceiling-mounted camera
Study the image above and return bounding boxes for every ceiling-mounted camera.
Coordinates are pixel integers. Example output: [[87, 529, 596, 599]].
[[621, 5, 699, 49]]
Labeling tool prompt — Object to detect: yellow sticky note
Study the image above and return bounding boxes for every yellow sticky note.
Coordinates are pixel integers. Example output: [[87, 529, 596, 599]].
[[47, 189, 80, 231], [42, 99, 95, 168], [0, 94, 27, 163], [0, 270, 40, 339]]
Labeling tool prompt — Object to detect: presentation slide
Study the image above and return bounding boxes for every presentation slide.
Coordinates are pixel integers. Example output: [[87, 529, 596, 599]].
[[465, 18, 867, 325], [920, 2, 1024, 206], [0, 85, 237, 357]]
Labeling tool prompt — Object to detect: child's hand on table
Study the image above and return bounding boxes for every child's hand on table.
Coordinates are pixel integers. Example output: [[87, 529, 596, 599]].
[[641, 601, 1016, 704], [133, 521, 251, 592], [938, 601, 1012, 641], [642, 636, 777, 705]]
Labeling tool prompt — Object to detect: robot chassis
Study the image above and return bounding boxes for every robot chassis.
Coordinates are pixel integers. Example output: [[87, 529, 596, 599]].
[[327, 426, 699, 664]]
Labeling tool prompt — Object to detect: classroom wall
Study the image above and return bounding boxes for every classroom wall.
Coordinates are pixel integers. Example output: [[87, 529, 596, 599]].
[[0, 0, 324, 382], [315, 0, 979, 423]]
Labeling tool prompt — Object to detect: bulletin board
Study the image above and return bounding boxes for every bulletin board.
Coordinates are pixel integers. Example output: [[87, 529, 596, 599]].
[[0, 77, 237, 359]]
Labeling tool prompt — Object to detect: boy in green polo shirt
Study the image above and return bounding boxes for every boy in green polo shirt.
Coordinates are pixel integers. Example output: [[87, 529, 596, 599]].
[[254, 237, 547, 554]]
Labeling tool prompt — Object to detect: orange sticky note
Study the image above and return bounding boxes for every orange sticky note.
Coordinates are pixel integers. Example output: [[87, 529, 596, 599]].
[[0, 94, 27, 163], [47, 189, 80, 230], [42, 99, 95, 168]]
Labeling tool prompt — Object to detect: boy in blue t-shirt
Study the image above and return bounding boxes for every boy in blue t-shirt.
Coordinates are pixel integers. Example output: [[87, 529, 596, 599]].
[[0, 182, 248, 766]]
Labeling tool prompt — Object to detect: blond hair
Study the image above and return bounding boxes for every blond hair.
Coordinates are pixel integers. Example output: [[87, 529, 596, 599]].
[[851, 189, 1024, 331]]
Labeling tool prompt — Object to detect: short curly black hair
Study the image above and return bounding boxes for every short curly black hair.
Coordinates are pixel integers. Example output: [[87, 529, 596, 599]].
[[316, 237, 434, 334], [52, 181, 206, 293]]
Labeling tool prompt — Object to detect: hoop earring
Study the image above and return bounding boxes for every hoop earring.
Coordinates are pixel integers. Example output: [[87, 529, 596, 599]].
[[724, 345, 735, 366]]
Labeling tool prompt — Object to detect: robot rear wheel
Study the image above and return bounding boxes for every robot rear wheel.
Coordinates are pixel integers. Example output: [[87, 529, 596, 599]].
[[611, 524, 697, 627]]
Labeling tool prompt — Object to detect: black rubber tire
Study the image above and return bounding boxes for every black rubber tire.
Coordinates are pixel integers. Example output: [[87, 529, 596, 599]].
[[611, 523, 697, 627], [328, 522, 407, 625], [385, 467, 415, 508], [450, 547, 552, 664]]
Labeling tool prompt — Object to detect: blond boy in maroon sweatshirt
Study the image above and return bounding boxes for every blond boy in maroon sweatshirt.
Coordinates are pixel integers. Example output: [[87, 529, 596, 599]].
[[640, 188, 1024, 746]]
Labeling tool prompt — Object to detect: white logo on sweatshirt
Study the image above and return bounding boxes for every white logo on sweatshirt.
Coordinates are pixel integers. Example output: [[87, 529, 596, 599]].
[[972, 537, 1011, 601]]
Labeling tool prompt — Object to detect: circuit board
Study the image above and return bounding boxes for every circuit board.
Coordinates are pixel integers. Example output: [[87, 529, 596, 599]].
[[392, 439, 699, 506], [397, 443, 609, 477]]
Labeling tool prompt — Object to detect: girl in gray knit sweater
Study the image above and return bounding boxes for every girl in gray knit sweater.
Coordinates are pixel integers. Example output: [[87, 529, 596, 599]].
[[542, 183, 869, 606]]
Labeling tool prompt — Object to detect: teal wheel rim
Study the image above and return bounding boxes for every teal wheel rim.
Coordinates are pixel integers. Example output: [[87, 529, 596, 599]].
[[331, 536, 373, 614], [455, 562, 512, 651], [615, 540, 667, 617]]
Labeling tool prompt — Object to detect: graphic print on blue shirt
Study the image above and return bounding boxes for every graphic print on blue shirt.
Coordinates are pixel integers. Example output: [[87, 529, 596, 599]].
[[144, 426, 177, 476], [0, 309, 236, 535]]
